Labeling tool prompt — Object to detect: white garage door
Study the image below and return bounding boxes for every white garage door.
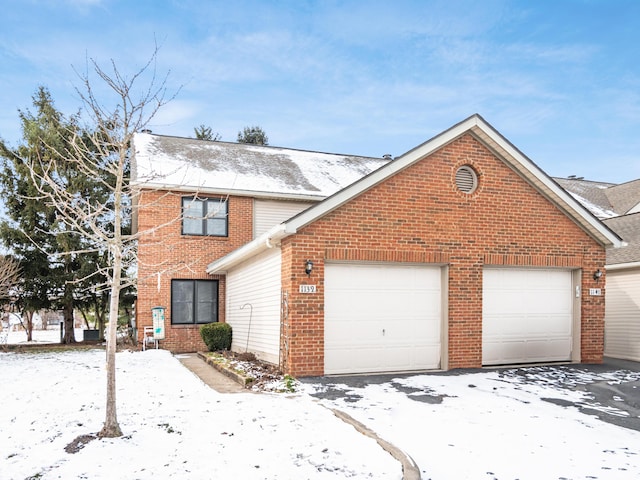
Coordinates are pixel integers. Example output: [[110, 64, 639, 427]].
[[325, 263, 442, 374], [483, 268, 573, 365]]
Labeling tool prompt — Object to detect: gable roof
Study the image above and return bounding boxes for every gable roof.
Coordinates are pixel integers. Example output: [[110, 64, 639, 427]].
[[131, 133, 390, 201], [207, 114, 623, 274]]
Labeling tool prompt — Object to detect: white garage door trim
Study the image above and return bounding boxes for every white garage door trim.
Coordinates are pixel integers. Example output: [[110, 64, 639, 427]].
[[483, 268, 574, 366], [324, 262, 443, 374]]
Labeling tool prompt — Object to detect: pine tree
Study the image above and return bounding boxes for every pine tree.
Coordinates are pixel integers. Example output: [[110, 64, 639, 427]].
[[0, 87, 87, 342], [194, 124, 221, 141], [237, 125, 269, 145]]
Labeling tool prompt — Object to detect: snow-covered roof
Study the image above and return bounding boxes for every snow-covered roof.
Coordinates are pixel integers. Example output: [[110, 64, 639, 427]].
[[131, 133, 391, 200], [554, 177, 640, 267], [208, 115, 624, 274], [553, 177, 617, 219], [555, 177, 640, 219]]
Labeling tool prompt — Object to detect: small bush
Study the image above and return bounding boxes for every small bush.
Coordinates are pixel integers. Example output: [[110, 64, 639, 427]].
[[200, 322, 232, 351]]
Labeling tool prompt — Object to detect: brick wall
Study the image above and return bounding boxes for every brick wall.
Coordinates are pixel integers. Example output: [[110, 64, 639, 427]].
[[280, 134, 606, 376], [136, 190, 253, 352]]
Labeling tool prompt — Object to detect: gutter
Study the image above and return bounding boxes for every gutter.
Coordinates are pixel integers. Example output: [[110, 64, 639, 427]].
[[606, 260, 640, 271], [206, 223, 292, 274], [130, 182, 327, 203]]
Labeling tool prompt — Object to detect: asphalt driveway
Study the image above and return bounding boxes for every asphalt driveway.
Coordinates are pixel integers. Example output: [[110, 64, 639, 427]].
[[301, 357, 640, 432]]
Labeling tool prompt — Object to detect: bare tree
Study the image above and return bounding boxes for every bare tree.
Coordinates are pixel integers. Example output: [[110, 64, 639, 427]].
[[25, 47, 175, 437]]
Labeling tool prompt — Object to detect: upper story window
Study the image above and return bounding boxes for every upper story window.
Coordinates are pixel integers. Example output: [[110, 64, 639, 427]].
[[182, 197, 228, 236]]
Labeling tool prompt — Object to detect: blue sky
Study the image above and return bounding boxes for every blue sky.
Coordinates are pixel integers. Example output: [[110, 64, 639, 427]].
[[1, 0, 639, 183]]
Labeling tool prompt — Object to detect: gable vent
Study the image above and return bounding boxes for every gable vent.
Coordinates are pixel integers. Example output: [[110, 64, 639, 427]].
[[455, 165, 478, 194]]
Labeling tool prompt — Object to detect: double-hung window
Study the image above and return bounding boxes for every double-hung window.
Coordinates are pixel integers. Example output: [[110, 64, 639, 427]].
[[171, 279, 219, 325], [182, 197, 228, 236]]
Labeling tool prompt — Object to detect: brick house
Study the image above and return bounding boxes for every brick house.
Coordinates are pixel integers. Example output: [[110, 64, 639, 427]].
[[132, 114, 622, 377]]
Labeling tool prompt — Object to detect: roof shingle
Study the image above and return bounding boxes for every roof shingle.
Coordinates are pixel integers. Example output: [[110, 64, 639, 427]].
[[131, 133, 391, 199]]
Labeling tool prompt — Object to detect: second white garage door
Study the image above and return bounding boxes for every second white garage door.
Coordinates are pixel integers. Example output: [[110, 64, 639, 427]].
[[483, 268, 574, 365], [324, 263, 442, 374]]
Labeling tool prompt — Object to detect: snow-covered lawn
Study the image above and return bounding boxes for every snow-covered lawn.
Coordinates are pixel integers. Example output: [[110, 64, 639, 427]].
[[3, 328, 84, 345], [1, 349, 400, 479], [1, 348, 639, 480]]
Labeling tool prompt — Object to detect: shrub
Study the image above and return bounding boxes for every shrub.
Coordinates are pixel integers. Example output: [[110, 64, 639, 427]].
[[200, 322, 232, 351]]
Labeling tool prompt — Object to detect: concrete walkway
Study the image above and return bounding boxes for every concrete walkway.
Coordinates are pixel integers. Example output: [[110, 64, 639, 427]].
[[175, 352, 421, 479], [175, 352, 248, 393]]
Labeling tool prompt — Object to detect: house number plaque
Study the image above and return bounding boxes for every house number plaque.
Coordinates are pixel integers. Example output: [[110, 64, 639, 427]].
[[299, 285, 317, 294]]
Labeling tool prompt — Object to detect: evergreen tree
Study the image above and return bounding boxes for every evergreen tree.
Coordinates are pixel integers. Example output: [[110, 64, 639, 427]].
[[194, 124, 221, 141], [0, 87, 85, 342], [0, 87, 125, 343], [237, 125, 269, 145]]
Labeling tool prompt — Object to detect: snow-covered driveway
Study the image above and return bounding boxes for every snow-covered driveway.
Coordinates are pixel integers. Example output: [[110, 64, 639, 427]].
[[301, 362, 640, 479]]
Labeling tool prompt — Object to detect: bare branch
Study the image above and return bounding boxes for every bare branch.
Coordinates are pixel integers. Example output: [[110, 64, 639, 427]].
[[0, 256, 22, 300]]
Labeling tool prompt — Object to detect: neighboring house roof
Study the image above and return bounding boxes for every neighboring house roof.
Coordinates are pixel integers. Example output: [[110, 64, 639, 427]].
[[131, 133, 391, 201], [555, 177, 640, 219], [554, 176, 640, 268], [606, 179, 640, 215], [603, 213, 640, 267], [207, 114, 623, 274], [553, 177, 617, 219]]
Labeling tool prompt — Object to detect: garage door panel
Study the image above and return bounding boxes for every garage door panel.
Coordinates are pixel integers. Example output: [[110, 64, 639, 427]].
[[483, 268, 573, 365], [325, 263, 442, 374]]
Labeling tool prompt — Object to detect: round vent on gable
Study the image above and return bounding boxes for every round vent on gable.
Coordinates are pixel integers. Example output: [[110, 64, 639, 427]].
[[455, 165, 478, 194]]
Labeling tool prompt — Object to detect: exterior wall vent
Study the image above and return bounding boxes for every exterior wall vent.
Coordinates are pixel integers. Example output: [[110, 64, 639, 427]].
[[455, 165, 478, 194]]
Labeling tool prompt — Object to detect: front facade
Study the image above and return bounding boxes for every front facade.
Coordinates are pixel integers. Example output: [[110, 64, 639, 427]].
[[134, 115, 621, 377], [133, 134, 388, 355]]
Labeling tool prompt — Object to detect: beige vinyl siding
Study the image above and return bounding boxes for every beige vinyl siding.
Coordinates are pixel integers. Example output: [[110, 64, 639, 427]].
[[225, 248, 282, 364], [605, 268, 640, 362], [254, 199, 314, 238]]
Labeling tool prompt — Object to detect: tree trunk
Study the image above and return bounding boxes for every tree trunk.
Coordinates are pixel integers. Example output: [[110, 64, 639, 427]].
[[99, 142, 127, 438], [97, 298, 107, 341], [99, 280, 122, 438], [25, 311, 33, 342], [80, 309, 90, 330], [62, 300, 76, 344]]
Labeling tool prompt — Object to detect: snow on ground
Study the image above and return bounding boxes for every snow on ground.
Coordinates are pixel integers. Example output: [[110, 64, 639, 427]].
[[302, 369, 640, 480], [2, 345, 639, 479], [1, 349, 400, 480], [2, 328, 85, 344]]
